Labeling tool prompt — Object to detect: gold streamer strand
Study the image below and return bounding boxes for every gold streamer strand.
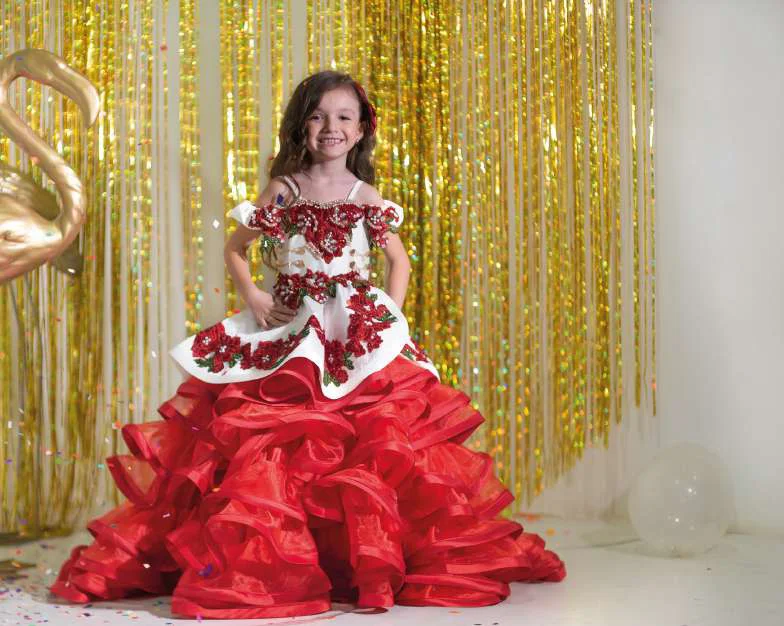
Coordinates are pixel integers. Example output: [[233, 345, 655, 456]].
[[180, 0, 204, 334], [625, 0, 657, 414], [640, 0, 656, 414]]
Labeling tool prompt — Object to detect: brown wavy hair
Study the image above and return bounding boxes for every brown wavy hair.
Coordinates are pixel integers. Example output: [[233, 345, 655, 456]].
[[269, 70, 377, 186]]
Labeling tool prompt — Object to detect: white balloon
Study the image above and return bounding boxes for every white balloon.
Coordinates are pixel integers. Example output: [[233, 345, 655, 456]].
[[628, 443, 734, 556]]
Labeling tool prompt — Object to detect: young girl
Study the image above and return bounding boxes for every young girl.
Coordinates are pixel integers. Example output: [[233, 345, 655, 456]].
[[51, 70, 565, 619]]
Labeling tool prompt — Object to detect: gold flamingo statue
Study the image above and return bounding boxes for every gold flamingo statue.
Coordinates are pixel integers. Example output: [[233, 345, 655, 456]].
[[0, 48, 100, 284]]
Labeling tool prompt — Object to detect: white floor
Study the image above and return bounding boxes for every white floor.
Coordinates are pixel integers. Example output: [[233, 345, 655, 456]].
[[1, 517, 781, 626]]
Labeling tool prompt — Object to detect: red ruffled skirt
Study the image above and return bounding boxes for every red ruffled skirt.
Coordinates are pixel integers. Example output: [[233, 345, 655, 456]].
[[50, 356, 565, 619]]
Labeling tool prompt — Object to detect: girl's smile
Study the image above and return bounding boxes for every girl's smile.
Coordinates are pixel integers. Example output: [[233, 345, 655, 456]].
[[305, 85, 363, 161], [317, 136, 345, 146]]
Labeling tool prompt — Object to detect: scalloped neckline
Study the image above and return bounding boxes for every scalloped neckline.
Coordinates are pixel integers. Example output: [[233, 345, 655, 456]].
[[290, 196, 378, 209]]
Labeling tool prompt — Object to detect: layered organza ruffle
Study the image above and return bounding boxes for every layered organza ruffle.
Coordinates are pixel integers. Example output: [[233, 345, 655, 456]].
[[50, 355, 565, 619]]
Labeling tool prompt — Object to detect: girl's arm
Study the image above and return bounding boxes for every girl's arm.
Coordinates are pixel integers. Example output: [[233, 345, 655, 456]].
[[224, 179, 297, 328], [224, 223, 264, 305], [358, 185, 412, 309], [382, 232, 411, 309]]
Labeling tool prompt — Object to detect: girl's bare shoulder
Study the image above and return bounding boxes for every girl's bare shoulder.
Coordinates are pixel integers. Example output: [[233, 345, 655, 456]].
[[355, 181, 384, 206], [253, 177, 296, 207]]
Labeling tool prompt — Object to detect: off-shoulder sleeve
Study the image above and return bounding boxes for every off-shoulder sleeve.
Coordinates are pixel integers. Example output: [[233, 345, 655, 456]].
[[383, 199, 404, 229], [228, 199, 286, 245], [228, 200, 259, 228], [365, 200, 403, 248]]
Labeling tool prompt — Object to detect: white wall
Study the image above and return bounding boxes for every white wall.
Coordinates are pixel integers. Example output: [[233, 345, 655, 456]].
[[654, 0, 784, 534]]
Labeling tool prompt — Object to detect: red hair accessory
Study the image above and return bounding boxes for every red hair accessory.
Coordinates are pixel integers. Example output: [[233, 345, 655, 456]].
[[353, 81, 377, 136]]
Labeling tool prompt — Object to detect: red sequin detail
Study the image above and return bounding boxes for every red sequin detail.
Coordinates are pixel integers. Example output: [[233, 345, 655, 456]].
[[248, 202, 365, 262], [323, 339, 350, 385], [191, 323, 228, 359], [290, 203, 366, 262], [364, 204, 399, 248], [344, 283, 396, 358], [273, 270, 366, 310], [247, 204, 286, 248], [401, 339, 430, 363], [246, 201, 398, 259], [192, 316, 322, 373]]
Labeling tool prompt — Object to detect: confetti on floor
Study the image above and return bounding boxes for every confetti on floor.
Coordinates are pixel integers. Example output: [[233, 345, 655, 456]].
[[1, 518, 781, 626]]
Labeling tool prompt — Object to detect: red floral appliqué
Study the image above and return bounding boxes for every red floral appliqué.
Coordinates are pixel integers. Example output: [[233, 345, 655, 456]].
[[323, 339, 352, 385], [191, 323, 243, 372], [290, 203, 366, 262], [401, 339, 431, 363], [247, 201, 366, 262], [364, 204, 399, 248], [245, 200, 399, 259], [344, 283, 396, 358], [247, 203, 287, 250], [192, 316, 323, 373], [318, 283, 397, 387], [273, 270, 366, 310]]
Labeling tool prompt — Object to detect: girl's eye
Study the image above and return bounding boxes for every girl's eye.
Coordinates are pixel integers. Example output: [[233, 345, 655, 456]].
[[308, 114, 352, 121]]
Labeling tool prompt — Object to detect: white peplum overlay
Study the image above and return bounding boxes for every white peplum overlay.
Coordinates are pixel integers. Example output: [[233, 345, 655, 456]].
[[169, 191, 438, 399]]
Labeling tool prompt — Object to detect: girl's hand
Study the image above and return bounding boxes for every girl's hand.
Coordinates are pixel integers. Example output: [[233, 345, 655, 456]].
[[245, 288, 298, 329]]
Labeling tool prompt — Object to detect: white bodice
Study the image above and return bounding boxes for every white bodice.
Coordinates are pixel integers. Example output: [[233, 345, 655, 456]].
[[228, 196, 383, 281]]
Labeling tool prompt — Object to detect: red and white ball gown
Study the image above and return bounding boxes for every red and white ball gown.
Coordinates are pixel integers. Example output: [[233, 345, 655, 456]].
[[51, 174, 565, 619]]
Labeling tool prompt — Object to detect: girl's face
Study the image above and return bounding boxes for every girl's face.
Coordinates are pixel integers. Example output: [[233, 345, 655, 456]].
[[304, 86, 364, 163]]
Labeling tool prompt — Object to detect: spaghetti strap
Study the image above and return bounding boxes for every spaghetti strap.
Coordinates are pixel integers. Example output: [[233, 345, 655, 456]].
[[278, 174, 301, 201], [346, 179, 363, 202]]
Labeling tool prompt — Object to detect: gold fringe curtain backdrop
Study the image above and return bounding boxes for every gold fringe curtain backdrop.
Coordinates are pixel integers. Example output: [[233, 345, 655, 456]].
[[219, 0, 309, 311], [0, 0, 654, 538], [0, 0, 202, 538], [180, 0, 204, 334], [220, 0, 656, 507]]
